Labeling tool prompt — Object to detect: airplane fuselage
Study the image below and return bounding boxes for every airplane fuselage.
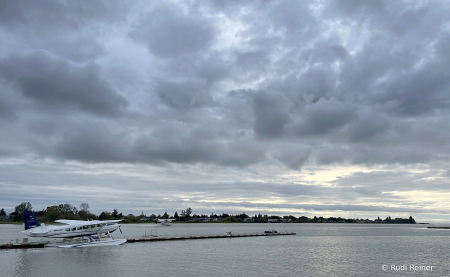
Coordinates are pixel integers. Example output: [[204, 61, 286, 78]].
[[23, 222, 120, 238]]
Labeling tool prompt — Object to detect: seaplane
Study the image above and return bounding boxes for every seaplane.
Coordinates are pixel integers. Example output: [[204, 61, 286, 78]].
[[22, 211, 127, 248], [155, 218, 175, 226]]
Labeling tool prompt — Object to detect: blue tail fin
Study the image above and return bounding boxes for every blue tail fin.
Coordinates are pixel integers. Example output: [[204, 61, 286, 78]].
[[24, 211, 41, 230]]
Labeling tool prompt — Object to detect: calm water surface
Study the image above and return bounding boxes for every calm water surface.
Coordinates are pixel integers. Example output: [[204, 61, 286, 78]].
[[1, 223, 449, 276]]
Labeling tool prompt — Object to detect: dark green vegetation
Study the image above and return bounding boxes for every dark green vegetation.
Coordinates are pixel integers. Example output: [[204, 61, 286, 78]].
[[0, 202, 416, 224]]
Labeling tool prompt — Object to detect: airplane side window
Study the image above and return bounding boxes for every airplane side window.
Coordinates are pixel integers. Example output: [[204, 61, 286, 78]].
[[91, 225, 95, 228], [77, 226, 82, 230], [83, 225, 88, 229], [65, 228, 70, 231], [97, 224, 101, 227], [102, 223, 106, 226], [72, 228, 76, 231]]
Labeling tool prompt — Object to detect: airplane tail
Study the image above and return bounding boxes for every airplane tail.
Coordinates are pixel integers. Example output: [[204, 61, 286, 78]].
[[24, 210, 41, 230]]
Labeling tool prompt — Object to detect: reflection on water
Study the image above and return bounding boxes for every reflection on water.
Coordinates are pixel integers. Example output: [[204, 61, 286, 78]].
[[1, 223, 450, 276]]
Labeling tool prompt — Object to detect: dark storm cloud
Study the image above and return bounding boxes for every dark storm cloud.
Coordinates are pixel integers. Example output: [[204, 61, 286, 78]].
[[292, 98, 357, 137], [0, 0, 128, 62], [267, 0, 318, 45], [347, 113, 390, 143], [131, 121, 265, 166], [272, 144, 311, 170], [0, 51, 128, 117], [253, 91, 290, 139], [55, 127, 129, 163], [39, 35, 106, 62], [156, 79, 212, 110], [0, 0, 127, 35], [316, 147, 350, 165], [376, 61, 450, 117], [129, 4, 216, 58], [0, 85, 16, 119]]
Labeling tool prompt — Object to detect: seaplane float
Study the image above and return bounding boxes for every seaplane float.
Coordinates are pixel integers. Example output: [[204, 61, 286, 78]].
[[22, 211, 127, 248]]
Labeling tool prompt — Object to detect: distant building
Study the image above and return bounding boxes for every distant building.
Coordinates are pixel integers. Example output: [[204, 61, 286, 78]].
[[0, 215, 13, 221]]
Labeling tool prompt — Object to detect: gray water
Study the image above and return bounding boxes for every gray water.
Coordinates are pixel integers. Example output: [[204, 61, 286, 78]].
[[1, 223, 449, 276]]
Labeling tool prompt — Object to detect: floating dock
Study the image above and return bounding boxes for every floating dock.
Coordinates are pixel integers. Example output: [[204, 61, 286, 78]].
[[0, 241, 48, 249], [1, 232, 296, 249], [126, 231, 296, 243], [428, 227, 450, 229]]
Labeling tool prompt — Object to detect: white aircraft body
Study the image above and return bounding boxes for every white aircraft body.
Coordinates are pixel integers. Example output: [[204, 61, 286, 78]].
[[22, 211, 126, 247], [155, 218, 175, 226]]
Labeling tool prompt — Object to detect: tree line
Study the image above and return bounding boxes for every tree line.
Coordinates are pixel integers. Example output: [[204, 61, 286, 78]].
[[0, 202, 416, 224]]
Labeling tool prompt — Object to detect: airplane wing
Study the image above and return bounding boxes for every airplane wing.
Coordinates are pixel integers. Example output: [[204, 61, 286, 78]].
[[55, 220, 90, 225], [55, 219, 122, 225]]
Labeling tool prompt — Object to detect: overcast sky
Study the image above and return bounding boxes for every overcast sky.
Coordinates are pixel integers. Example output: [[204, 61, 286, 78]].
[[1, 0, 450, 222]]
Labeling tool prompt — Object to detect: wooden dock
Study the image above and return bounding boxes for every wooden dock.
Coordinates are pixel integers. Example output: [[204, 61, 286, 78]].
[[1, 232, 296, 249], [126, 231, 296, 243], [0, 241, 49, 249]]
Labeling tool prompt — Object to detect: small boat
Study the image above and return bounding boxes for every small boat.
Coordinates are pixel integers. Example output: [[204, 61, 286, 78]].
[[264, 230, 278, 234], [57, 235, 126, 248]]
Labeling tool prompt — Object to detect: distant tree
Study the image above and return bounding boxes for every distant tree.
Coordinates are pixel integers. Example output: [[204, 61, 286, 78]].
[[186, 207, 192, 219], [0, 208, 5, 216], [174, 211, 179, 219], [298, 216, 309, 222], [112, 209, 119, 218], [78, 203, 90, 217], [162, 212, 169, 219], [99, 211, 112, 220], [43, 206, 61, 222], [80, 203, 90, 212], [124, 214, 138, 223], [14, 202, 32, 221], [222, 216, 237, 223], [409, 216, 416, 224], [57, 204, 77, 216], [238, 212, 249, 219], [33, 209, 46, 217]]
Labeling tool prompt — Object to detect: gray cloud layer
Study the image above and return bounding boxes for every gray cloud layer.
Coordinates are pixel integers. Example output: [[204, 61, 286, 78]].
[[1, 0, 450, 220]]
